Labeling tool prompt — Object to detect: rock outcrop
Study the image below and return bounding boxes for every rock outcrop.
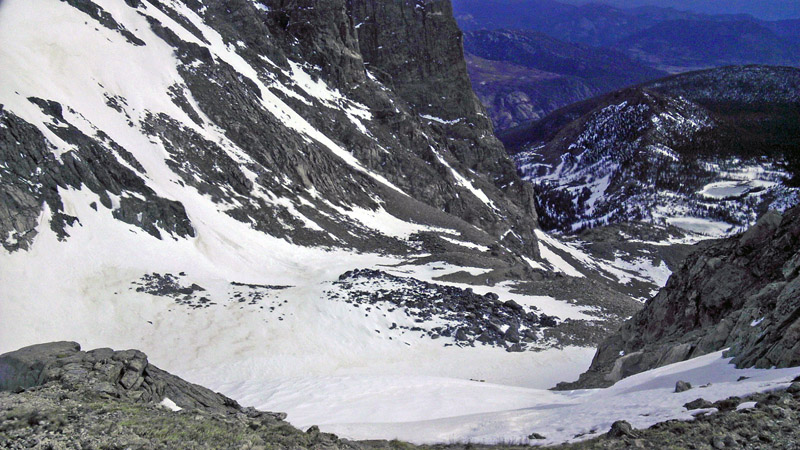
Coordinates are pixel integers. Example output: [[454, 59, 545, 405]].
[[347, 0, 540, 238], [0, 342, 362, 449], [0, 341, 248, 416], [559, 205, 800, 389], [0, 105, 195, 252]]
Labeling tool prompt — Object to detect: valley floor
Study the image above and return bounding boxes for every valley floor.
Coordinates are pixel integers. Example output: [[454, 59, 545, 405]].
[[3, 193, 796, 446]]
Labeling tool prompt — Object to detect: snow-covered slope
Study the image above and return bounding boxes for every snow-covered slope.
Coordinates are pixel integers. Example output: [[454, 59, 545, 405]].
[[504, 66, 800, 236], [0, 0, 542, 256]]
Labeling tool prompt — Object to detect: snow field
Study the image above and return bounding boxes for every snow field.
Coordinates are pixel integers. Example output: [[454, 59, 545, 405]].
[[253, 352, 798, 446], [0, 196, 600, 447], [0, 0, 600, 412]]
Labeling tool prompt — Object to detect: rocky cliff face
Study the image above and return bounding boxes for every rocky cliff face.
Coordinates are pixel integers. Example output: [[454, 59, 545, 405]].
[[560, 205, 800, 389], [0, 0, 539, 258], [346, 0, 539, 226], [261, 0, 539, 245], [349, 1, 478, 122]]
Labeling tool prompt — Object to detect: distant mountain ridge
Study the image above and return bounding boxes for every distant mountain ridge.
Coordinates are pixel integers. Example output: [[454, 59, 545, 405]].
[[455, 0, 800, 131], [453, 0, 800, 72], [455, 0, 735, 46], [464, 29, 666, 129], [614, 18, 800, 72], [559, 0, 800, 21]]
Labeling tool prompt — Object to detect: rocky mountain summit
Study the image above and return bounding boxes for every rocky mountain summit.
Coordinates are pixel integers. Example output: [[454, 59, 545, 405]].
[[560, 204, 800, 390], [504, 65, 800, 235]]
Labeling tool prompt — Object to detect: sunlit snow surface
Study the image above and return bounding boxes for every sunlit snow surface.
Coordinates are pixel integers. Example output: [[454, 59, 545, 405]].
[[3, 197, 796, 445], [194, 352, 799, 445], [0, 189, 595, 443]]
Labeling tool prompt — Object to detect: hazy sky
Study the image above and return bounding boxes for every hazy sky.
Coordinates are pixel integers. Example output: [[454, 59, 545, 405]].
[[559, 0, 800, 20]]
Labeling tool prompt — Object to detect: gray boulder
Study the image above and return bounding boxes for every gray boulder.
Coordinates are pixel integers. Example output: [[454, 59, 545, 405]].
[[607, 420, 638, 438], [0, 341, 80, 392], [684, 398, 713, 410]]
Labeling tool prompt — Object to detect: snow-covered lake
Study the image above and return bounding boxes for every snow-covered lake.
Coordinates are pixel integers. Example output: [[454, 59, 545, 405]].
[[666, 216, 734, 237], [697, 180, 776, 200]]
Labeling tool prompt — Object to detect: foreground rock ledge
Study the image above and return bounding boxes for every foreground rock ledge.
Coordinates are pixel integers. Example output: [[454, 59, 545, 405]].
[[0, 341, 357, 449], [0, 341, 254, 416], [2, 342, 800, 449]]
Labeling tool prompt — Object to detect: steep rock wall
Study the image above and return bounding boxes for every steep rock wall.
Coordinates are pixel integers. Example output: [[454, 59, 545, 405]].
[[560, 206, 800, 389]]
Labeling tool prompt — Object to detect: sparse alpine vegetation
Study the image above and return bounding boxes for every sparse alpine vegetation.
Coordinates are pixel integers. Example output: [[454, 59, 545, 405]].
[[503, 66, 800, 236]]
